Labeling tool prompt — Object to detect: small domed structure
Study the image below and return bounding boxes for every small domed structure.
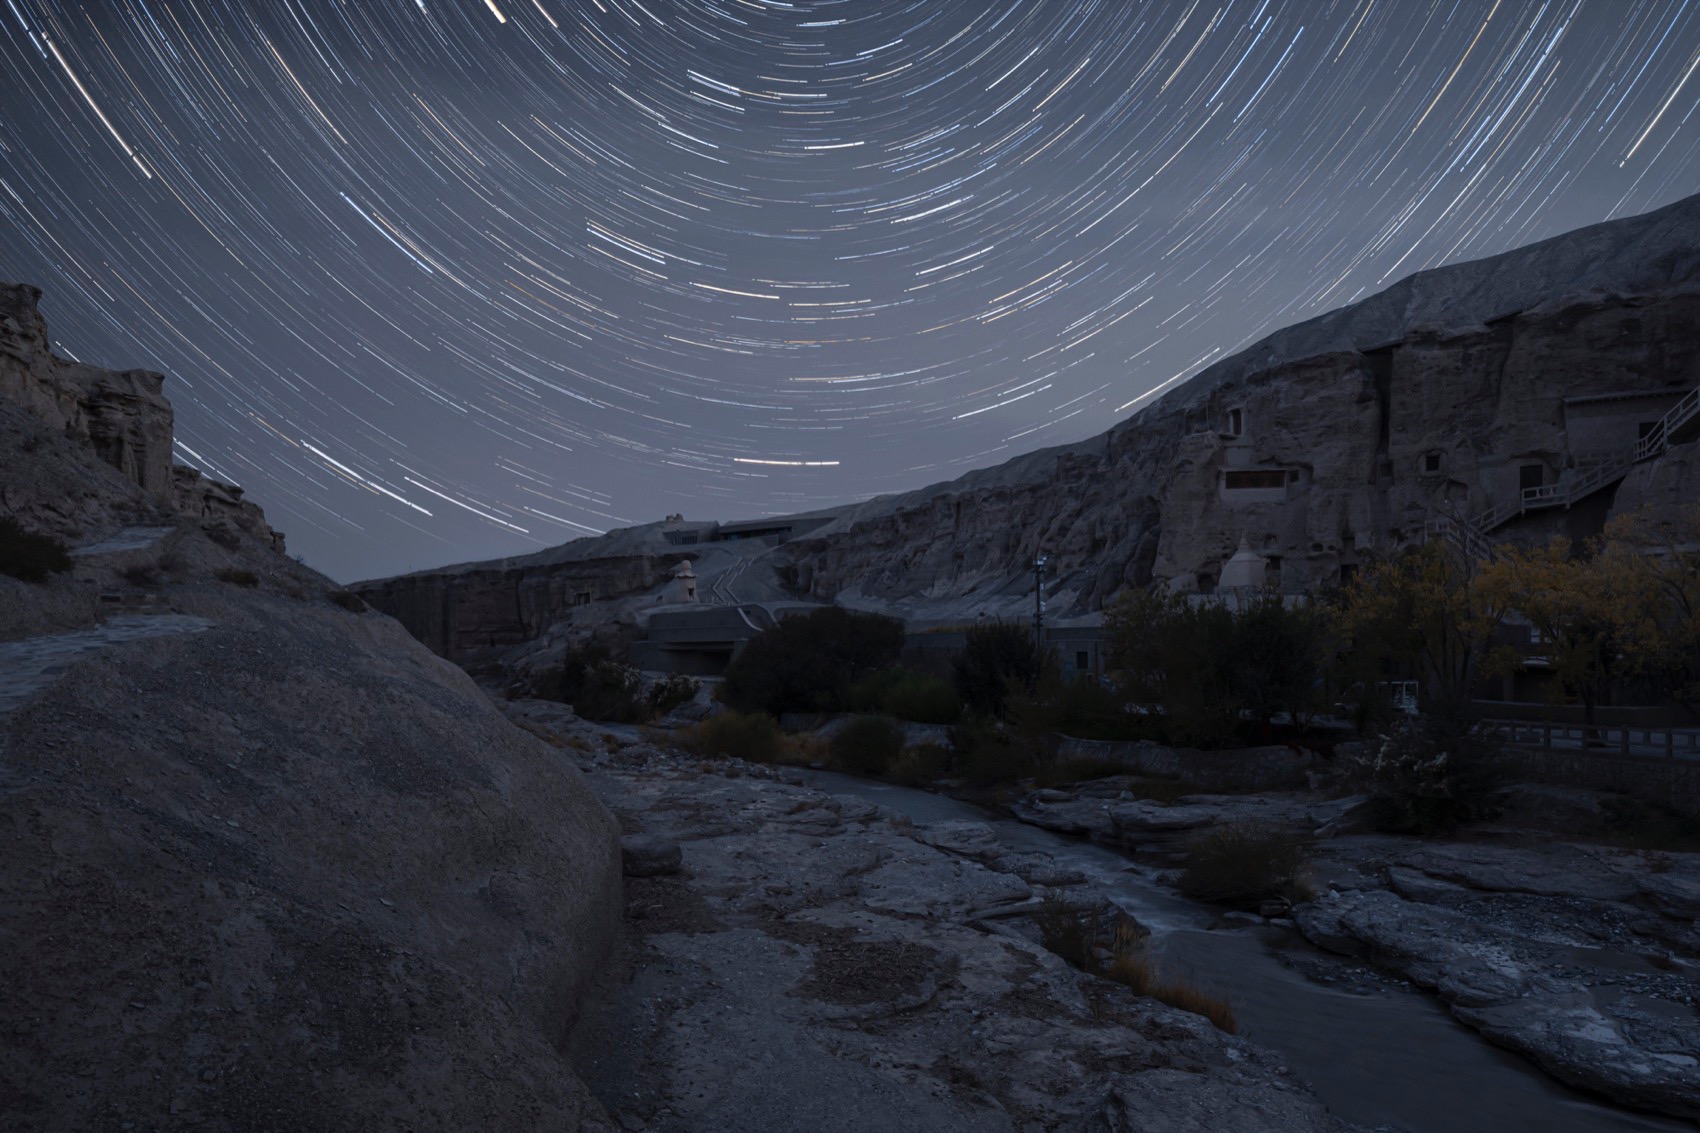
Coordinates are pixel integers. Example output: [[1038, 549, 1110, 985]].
[[1218, 535, 1267, 590], [661, 560, 698, 604]]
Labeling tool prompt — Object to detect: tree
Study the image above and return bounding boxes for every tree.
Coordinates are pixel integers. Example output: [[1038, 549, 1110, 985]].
[[1478, 537, 1636, 737], [1599, 508, 1700, 718], [1337, 541, 1513, 717], [953, 620, 1047, 719], [720, 606, 905, 715]]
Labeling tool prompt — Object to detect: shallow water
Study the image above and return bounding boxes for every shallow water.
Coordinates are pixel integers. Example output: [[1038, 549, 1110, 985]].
[[809, 772, 1691, 1133]]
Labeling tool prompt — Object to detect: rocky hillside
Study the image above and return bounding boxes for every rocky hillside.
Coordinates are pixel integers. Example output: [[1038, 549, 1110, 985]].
[[0, 282, 623, 1130], [782, 190, 1700, 617], [355, 192, 1700, 656]]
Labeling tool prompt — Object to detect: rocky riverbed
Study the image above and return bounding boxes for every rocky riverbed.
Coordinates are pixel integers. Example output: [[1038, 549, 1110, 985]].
[[504, 701, 1352, 1133], [1011, 775, 1700, 1122]]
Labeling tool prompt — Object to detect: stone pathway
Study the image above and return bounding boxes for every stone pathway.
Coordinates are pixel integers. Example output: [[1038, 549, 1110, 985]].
[[0, 615, 215, 716], [69, 526, 175, 557]]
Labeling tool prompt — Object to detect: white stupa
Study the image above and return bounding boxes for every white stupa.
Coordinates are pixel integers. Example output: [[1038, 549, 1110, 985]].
[[1218, 535, 1267, 590]]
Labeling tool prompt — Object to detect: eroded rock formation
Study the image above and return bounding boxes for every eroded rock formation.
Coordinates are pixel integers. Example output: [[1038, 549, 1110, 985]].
[[1, 282, 625, 1130]]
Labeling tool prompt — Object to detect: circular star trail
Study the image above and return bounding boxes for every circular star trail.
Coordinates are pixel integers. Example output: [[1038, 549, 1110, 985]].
[[2, 1, 1698, 581]]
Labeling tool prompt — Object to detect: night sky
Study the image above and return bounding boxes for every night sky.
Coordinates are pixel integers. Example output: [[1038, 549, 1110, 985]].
[[2, 2, 1697, 583]]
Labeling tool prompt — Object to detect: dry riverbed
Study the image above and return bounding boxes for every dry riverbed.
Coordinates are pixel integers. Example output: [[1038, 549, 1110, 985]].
[[506, 701, 1353, 1133]]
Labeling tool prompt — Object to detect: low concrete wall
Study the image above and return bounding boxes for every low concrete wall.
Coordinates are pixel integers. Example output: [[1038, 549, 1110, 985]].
[[1504, 748, 1700, 821]]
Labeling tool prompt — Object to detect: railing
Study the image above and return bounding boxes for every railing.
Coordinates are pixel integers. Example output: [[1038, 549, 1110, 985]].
[[1429, 382, 1698, 557], [1634, 386, 1700, 462], [1485, 718, 1700, 759]]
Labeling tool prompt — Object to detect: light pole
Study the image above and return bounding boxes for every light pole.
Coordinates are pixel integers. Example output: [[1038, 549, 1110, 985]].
[[1033, 552, 1049, 648]]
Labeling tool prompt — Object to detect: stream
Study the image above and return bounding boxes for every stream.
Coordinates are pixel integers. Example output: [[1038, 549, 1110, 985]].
[[807, 771, 1693, 1133]]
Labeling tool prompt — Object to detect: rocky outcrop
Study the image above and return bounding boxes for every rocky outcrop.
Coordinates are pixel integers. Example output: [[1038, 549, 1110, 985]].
[[1, 283, 626, 1129], [0, 281, 282, 553], [1, 281, 174, 501]]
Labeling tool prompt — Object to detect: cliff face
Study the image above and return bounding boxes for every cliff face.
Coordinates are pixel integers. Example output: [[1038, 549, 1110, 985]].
[[0, 281, 283, 552], [779, 196, 1700, 616], [358, 552, 687, 662], [353, 193, 1700, 658]]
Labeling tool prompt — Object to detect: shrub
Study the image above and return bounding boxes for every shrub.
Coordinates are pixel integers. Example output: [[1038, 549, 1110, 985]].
[[674, 709, 784, 763], [947, 714, 1036, 786], [1178, 822, 1311, 907], [0, 516, 72, 582], [954, 621, 1046, 718], [216, 567, 259, 587], [647, 673, 700, 718], [829, 714, 907, 776], [1346, 707, 1505, 834], [571, 660, 648, 723], [1030, 755, 1130, 788], [328, 589, 368, 613], [886, 742, 952, 787], [720, 606, 905, 716], [847, 667, 961, 724], [1035, 900, 1237, 1033]]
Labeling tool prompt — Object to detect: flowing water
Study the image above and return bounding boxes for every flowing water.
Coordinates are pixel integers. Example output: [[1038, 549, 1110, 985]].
[[809, 771, 1692, 1133]]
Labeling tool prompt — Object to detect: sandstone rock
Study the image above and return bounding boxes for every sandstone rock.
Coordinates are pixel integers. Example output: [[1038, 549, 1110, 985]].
[[621, 833, 683, 877], [1, 281, 624, 1130]]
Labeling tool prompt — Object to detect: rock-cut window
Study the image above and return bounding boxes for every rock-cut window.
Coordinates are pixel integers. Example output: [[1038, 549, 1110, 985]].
[[1223, 469, 1286, 489], [1226, 407, 1244, 436]]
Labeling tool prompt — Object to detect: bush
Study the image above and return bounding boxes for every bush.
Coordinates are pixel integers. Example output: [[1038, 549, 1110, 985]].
[[0, 516, 72, 582], [1178, 822, 1311, 907], [846, 667, 961, 724], [1035, 899, 1237, 1033], [947, 714, 1036, 786], [886, 742, 952, 786], [1346, 707, 1505, 834], [954, 621, 1046, 718], [216, 567, 259, 587], [673, 709, 784, 763], [829, 714, 907, 776], [720, 606, 905, 716], [647, 673, 700, 718]]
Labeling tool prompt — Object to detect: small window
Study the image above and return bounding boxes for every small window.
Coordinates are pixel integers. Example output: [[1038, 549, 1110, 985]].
[[1519, 463, 1544, 491], [1224, 469, 1286, 489], [575, 591, 592, 606], [1422, 451, 1442, 474], [1076, 650, 1090, 671], [1226, 407, 1244, 436], [1339, 563, 1358, 585]]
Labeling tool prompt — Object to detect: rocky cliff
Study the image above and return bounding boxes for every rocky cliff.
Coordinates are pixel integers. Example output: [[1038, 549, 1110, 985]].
[[356, 193, 1700, 659], [0, 283, 624, 1130], [780, 192, 1700, 616], [0, 281, 282, 554]]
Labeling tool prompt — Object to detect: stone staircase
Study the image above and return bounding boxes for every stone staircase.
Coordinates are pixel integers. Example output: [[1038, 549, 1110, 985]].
[[1429, 382, 1698, 560]]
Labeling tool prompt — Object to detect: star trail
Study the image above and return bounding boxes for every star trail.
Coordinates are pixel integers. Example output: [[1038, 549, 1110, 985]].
[[2, 1, 1697, 581]]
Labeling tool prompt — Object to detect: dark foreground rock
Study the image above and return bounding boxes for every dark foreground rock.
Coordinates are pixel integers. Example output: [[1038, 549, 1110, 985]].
[[506, 704, 1355, 1133], [2, 279, 626, 1131]]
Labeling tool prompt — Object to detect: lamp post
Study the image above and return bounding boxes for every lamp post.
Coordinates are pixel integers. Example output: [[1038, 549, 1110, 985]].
[[1033, 552, 1049, 648]]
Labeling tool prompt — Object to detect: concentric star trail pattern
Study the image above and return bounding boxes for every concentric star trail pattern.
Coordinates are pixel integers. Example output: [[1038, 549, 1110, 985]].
[[2, 1, 1697, 581]]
